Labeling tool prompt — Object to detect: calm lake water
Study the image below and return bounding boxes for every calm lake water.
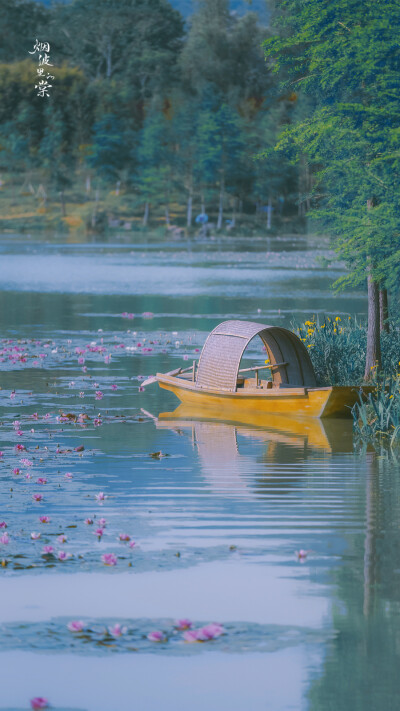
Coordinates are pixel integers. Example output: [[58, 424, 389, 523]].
[[0, 233, 399, 711]]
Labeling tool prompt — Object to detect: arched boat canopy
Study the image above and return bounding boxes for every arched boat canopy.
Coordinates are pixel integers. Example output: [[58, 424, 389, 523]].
[[195, 320, 317, 392]]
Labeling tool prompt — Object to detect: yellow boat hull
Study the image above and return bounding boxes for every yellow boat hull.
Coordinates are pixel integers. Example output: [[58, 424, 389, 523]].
[[156, 373, 370, 419]]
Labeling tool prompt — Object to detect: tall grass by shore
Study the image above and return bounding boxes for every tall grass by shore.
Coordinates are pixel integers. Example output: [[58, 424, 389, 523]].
[[297, 316, 400, 447]]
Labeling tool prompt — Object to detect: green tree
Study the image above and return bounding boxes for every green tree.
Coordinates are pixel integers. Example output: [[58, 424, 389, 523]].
[[196, 98, 246, 228], [54, 0, 183, 93], [264, 0, 400, 378], [181, 0, 269, 106], [0, 0, 49, 62], [136, 106, 177, 225], [170, 96, 199, 227], [88, 113, 128, 183]]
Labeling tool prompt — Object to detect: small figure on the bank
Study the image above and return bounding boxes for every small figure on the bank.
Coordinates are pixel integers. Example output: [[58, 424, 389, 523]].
[[195, 212, 208, 224]]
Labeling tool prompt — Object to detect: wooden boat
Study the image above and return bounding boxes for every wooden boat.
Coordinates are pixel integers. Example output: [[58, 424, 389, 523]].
[[149, 320, 370, 419]]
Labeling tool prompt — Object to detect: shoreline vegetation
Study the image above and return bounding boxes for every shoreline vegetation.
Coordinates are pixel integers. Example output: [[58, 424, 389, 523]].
[[298, 317, 400, 448], [0, 170, 305, 238], [0, 1, 306, 237]]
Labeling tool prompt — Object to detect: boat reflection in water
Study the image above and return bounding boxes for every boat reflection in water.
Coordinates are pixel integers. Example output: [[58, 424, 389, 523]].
[[154, 404, 354, 496], [157, 404, 354, 453]]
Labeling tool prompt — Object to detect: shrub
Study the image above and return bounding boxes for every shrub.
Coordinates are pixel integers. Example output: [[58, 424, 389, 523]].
[[296, 316, 400, 386], [295, 315, 400, 446]]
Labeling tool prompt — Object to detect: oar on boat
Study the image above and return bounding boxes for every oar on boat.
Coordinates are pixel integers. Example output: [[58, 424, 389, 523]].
[[141, 365, 195, 387]]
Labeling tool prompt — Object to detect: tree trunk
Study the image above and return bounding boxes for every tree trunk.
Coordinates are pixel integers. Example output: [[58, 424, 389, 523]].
[[217, 179, 224, 230], [106, 40, 112, 79], [91, 188, 99, 228], [231, 197, 236, 227], [59, 191, 66, 217], [143, 201, 149, 227], [201, 192, 205, 216], [115, 180, 121, 197], [187, 189, 193, 228], [364, 267, 381, 379], [305, 160, 311, 211], [379, 288, 389, 333], [85, 175, 91, 195], [165, 205, 170, 226], [267, 195, 272, 231]]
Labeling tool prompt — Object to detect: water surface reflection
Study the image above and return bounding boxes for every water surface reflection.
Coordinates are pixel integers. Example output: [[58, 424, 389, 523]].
[[1, 235, 399, 711]]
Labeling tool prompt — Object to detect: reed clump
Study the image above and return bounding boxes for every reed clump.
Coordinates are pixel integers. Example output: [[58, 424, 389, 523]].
[[351, 373, 400, 448], [296, 316, 400, 446]]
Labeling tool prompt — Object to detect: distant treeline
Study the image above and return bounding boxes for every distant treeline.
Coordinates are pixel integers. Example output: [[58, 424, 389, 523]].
[[0, 0, 307, 228]]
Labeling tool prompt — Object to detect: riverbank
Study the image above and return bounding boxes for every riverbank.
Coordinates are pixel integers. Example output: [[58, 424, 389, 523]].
[[0, 171, 304, 237]]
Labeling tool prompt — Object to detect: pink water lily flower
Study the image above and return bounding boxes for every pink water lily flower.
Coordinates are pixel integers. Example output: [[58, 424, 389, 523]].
[[184, 623, 224, 643], [30, 698, 49, 710], [0, 533, 9, 545], [32, 494, 43, 502], [20, 458, 33, 466], [31, 532, 41, 540], [84, 518, 94, 525], [37, 478, 47, 485], [39, 515, 50, 523], [26, 472, 33, 480], [98, 518, 107, 526], [183, 629, 200, 643], [0, 522, 7, 529], [67, 620, 84, 633], [57, 534, 67, 544], [64, 472, 73, 479], [58, 551, 72, 561], [296, 549, 310, 561], [95, 528, 104, 538], [147, 630, 165, 642], [111, 384, 118, 390], [174, 619, 192, 630], [15, 444, 25, 452], [108, 623, 127, 638], [102, 553, 117, 566], [95, 492, 107, 502], [196, 623, 225, 640], [13, 468, 20, 475], [95, 390, 103, 400], [118, 533, 130, 542], [42, 545, 54, 555], [128, 540, 136, 549], [94, 418, 102, 426]]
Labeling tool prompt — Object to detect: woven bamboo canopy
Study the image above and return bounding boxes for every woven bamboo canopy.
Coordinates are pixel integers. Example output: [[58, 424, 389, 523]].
[[195, 320, 317, 392]]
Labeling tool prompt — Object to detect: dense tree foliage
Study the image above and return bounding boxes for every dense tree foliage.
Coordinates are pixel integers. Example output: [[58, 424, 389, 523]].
[[0, 0, 299, 230], [264, 0, 400, 375]]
